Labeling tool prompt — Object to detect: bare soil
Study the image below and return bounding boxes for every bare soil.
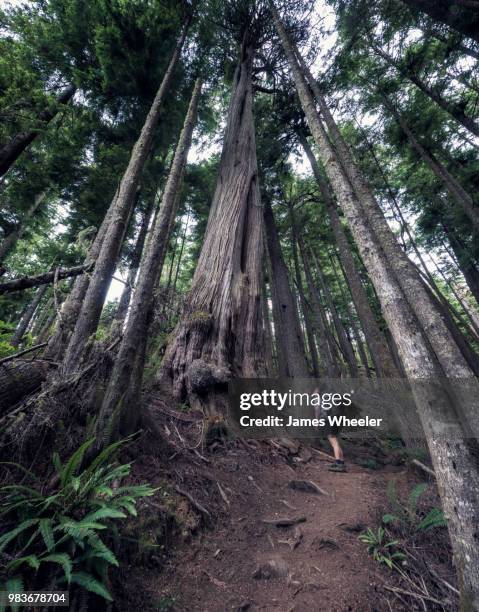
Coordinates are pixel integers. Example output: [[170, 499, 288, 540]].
[[115, 398, 455, 612]]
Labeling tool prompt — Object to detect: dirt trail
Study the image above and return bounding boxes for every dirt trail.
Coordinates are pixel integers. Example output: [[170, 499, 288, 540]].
[[143, 431, 405, 612]]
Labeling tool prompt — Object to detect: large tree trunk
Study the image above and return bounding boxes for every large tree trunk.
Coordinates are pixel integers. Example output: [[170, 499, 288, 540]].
[[300, 134, 398, 377], [371, 43, 479, 137], [97, 77, 202, 440], [61, 18, 191, 376], [10, 285, 48, 347], [273, 10, 479, 607], [0, 86, 76, 178], [159, 37, 265, 412], [300, 47, 479, 387], [383, 97, 479, 229], [0, 193, 47, 265], [263, 199, 309, 377], [400, 0, 479, 44]]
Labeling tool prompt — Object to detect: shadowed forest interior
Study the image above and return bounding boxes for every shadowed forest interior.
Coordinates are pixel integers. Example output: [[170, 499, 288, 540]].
[[0, 0, 479, 610]]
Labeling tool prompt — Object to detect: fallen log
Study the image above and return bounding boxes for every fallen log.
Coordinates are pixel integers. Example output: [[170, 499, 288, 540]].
[[0, 264, 91, 294], [0, 359, 52, 414]]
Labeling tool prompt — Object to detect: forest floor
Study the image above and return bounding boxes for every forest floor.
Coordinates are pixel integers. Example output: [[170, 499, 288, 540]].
[[115, 397, 457, 612]]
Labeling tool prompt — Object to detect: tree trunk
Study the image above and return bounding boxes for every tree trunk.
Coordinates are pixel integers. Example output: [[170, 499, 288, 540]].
[[442, 223, 479, 307], [159, 37, 265, 412], [299, 241, 340, 377], [261, 272, 275, 375], [0, 86, 76, 178], [263, 199, 309, 377], [400, 0, 479, 43], [299, 134, 398, 377], [382, 96, 479, 229], [308, 244, 359, 376], [273, 10, 479, 606], [61, 17, 191, 376], [113, 196, 155, 328], [0, 193, 47, 265], [97, 77, 202, 439], [372, 43, 479, 137], [10, 285, 48, 347]]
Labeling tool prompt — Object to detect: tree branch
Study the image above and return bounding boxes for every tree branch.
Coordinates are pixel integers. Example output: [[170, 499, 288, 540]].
[[0, 264, 91, 294]]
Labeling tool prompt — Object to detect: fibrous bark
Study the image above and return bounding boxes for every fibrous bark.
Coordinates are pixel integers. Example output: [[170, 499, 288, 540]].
[[97, 77, 202, 440], [160, 36, 265, 412], [263, 199, 309, 377]]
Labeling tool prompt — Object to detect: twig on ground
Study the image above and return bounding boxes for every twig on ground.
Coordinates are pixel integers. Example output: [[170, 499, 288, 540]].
[[175, 485, 211, 520]]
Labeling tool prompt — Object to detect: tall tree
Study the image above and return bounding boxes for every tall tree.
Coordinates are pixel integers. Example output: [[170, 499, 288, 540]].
[[61, 13, 193, 376], [272, 8, 479, 606]]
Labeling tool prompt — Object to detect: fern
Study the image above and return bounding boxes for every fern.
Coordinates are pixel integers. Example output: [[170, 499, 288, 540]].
[[0, 437, 156, 605]]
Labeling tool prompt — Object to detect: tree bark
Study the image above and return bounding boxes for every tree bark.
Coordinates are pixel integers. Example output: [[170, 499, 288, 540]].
[[371, 43, 479, 137], [0, 85, 76, 178], [0, 193, 47, 265], [400, 0, 479, 43], [299, 134, 398, 377], [159, 36, 265, 412], [61, 17, 191, 376], [113, 196, 155, 328], [308, 244, 359, 376], [0, 264, 89, 295], [263, 199, 309, 377], [10, 285, 48, 347], [273, 10, 479, 607], [0, 360, 52, 416], [97, 77, 202, 439]]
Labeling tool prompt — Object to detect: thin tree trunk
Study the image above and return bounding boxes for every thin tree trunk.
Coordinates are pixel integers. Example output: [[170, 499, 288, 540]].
[[261, 272, 275, 376], [442, 222, 479, 307], [159, 36, 265, 412], [371, 43, 479, 137], [382, 96, 479, 229], [273, 10, 479, 606], [0, 85, 76, 178], [299, 134, 398, 377], [308, 244, 359, 376], [61, 17, 191, 376], [10, 285, 48, 347], [400, 0, 479, 43], [288, 218, 320, 377], [263, 199, 309, 377], [113, 196, 155, 328], [0, 193, 47, 264], [299, 240, 340, 377], [97, 77, 202, 440]]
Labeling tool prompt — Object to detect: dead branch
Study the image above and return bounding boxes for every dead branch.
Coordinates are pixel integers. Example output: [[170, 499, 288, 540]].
[[0, 264, 91, 294], [0, 342, 47, 364]]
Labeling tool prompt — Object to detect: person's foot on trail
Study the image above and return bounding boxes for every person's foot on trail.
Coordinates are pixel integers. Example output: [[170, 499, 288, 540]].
[[329, 460, 347, 472]]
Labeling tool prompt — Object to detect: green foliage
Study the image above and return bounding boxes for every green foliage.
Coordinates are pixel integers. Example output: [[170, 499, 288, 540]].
[[0, 438, 156, 603], [382, 480, 447, 533], [358, 527, 406, 570]]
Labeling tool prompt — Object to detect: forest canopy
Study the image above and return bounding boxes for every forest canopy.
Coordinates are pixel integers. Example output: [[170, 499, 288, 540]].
[[0, 0, 479, 609]]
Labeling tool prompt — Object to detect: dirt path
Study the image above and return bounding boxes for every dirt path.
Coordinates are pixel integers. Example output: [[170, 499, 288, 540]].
[[146, 438, 403, 612]]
